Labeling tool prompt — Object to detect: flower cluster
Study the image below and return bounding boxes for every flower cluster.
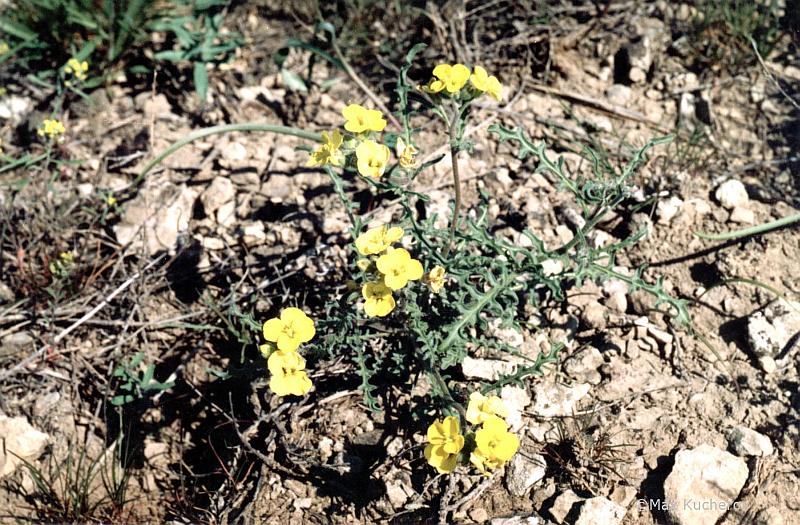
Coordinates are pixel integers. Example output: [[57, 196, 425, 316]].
[[63, 58, 89, 83], [260, 307, 315, 396], [354, 225, 426, 317], [38, 118, 65, 141], [49, 251, 75, 280], [306, 104, 418, 178], [423, 63, 503, 102], [424, 391, 519, 475]]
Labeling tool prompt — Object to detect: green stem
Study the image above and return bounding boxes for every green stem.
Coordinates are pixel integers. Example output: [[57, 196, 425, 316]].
[[694, 212, 800, 241], [556, 203, 605, 254], [0, 152, 48, 175], [325, 165, 360, 236], [132, 123, 321, 187], [444, 115, 462, 258], [426, 368, 461, 413]]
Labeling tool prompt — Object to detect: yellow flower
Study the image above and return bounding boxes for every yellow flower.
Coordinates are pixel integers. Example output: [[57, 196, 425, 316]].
[[469, 416, 519, 475], [355, 139, 390, 179], [258, 342, 275, 358], [355, 225, 404, 256], [362, 281, 395, 317], [425, 265, 446, 293], [37, 119, 66, 140], [106, 195, 117, 206], [59, 251, 74, 264], [470, 66, 503, 101], [376, 247, 423, 291], [64, 58, 89, 81], [424, 416, 465, 473], [396, 137, 419, 169], [356, 258, 371, 271], [0, 42, 8, 55], [342, 104, 387, 133], [427, 63, 470, 94], [268, 350, 312, 396], [466, 391, 509, 425], [262, 307, 315, 353], [306, 129, 345, 167]]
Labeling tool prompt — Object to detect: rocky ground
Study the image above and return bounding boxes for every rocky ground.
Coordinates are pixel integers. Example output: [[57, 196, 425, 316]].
[[0, 2, 799, 524]]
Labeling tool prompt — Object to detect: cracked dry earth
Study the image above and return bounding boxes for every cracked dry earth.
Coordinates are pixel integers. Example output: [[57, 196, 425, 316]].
[[1, 3, 799, 525]]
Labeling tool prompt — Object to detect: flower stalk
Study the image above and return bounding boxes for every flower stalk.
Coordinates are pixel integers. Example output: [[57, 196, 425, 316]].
[[444, 114, 463, 258]]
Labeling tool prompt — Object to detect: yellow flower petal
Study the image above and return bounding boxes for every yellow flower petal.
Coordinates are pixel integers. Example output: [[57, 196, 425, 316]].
[[342, 104, 387, 133], [376, 247, 423, 291], [262, 317, 284, 341], [356, 139, 390, 179], [362, 281, 395, 317]]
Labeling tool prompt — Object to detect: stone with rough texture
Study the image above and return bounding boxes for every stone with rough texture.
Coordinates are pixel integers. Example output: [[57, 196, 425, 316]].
[[1, 332, 34, 349], [200, 176, 235, 215], [531, 383, 591, 417], [747, 300, 800, 357], [715, 180, 749, 210], [575, 497, 626, 525], [490, 517, 539, 525], [501, 385, 531, 430], [549, 489, 583, 523], [506, 452, 547, 496], [727, 426, 774, 457], [0, 415, 50, 478], [657, 196, 684, 224], [729, 206, 755, 224], [758, 355, 777, 374], [0, 95, 32, 123], [114, 182, 197, 255], [606, 84, 632, 105], [663, 444, 748, 525], [462, 356, 517, 381], [564, 346, 604, 385], [470, 508, 489, 522]]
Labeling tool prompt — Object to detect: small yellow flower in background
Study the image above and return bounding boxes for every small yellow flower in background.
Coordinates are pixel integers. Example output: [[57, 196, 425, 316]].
[[267, 350, 312, 396], [424, 416, 465, 473], [306, 129, 345, 168], [0, 42, 9, 55], [376, 247, 423, 290], [342, 104, 387, 133], [470, 66, 503, 101], [396, 137, 419, 169], [355, 139, 390, 179], [63, 58, 89, 81], [362, 281, 395, 317], [0, 87, 6, 96], [427, 63, 470, 94], [425, 265, 446, 293], [106, 195, 117, 206], [59, 251, 74, 264], [469, 416, 519, 475], [262, 307, 315, 353], [355, 225, 404, 256], [356, 258, 371, 271], [466, 391, 509, 425], [38, 119, 66, 140]]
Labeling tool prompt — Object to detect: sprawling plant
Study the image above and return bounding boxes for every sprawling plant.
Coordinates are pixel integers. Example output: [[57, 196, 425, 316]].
[[253, 45, 688, 476]]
